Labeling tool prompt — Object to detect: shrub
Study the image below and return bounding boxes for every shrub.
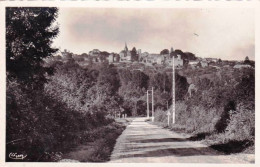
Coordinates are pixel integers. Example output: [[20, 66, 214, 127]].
[[175, 101, 188, 125], [184, 105, 220, 134], [154, 108, 167, 123], [215, 101, 236, 133], [225, 103, 255, 142]]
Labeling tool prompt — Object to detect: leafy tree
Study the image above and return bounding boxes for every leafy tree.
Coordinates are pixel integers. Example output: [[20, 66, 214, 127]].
[[244, 56, 251, 65], [131, 47, 138, 62], [115, 54, 120, 62], [160, 49, 169, 55], [45, 61, 95, 113], [119, 83, 145, 116], [215, 101, 236, 133], [131, 70, 149, 89], [136, 100, 147, 116], [6, 7, 59, 89], [6, 7, 61, 161], [118, 69, 132, 86], [100, 51, 110, 62], [175, 73, 189, 100], [97, 64, 120, 95], [235, 69, 255, 109], [184, 52, 197, 60], [82, 53, 88, 57]]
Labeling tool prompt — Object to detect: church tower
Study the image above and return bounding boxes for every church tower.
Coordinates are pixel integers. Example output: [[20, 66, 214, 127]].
[[125, 42, 128, 52], [170, 47, 174, 53]]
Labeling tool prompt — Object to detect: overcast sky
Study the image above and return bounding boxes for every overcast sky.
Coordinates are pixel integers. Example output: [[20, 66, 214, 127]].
[[53, 8, 254, 60]]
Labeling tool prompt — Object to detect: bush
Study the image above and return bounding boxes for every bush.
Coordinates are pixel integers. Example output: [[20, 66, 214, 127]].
[[225, 103, 255, 142], [184, 105, 220, 134], [215, 101, 236, 133], [154, 108, 167, 123], [175, 101, 188, 125]]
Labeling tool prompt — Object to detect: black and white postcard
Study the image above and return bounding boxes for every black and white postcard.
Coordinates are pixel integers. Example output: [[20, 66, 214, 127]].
[[0, 0, 259, 166]]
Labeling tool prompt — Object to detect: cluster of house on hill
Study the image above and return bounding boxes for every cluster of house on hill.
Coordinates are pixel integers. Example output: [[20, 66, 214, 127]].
[[108, 44, 224, 69], [188, 58, 219, 69], [55, 43, 253, 70], [59, 44, 186, 68], [113, 43, 184, 67]]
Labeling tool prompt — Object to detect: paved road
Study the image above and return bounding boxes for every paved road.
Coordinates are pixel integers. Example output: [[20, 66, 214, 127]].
[[110, 117, 254, 163]]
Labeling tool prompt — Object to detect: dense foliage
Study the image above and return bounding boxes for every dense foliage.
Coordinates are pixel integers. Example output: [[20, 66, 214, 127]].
[[154, 66, 255, 153], [6, 8, 117, 162], [6, 7, 62, 161], [6, 7, 59, 89]]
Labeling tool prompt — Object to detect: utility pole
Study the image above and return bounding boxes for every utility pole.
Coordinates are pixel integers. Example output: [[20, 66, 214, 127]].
[[167, 110, 171, 126], [147, 88, 154, 120], [152, 87, 154, 122], [172, 54, 176, 124], [164, 74, 166, 93], [147, 90, 149, 118]]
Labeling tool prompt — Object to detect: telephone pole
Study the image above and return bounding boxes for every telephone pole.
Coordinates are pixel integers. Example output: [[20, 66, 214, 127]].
[[172, 54, 176, 124], [146, 88, 154, 121], [152, 87, 154, 122], [147, 90, 149, 118]]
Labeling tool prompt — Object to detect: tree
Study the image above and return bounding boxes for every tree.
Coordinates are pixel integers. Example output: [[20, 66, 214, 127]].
[[184, 52, 196, 60], [160, 49, 169, 55], [244, 56, 250, 65], [118, 69, 132, 87], [97, 64, 120, 95], [81, 53, 88, 57], [131, 47, 138, 62], [6, 7, 59, 89], [119, 83, 145, 116], [131, 70, 149, 89], [100, 51, 110, 62], [175, 73, 189, 100], [45, 61, 95, 112], [115, 54, 120, 62], [235, 69, 255, 109]]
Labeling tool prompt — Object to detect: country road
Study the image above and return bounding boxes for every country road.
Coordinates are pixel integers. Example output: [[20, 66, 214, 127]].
[[110, 117, 254, 163]]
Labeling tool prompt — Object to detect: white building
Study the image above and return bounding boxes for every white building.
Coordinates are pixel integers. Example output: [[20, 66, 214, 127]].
[[200, 60, 208, 68], [189, 60, 199, 69], [156, 56, 165, 65], [233, 64, 252, 69], [108, 53, 119, 63], [108, 54, 114, 63]]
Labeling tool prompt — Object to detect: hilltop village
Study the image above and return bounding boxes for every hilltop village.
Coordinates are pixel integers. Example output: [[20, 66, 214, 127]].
[[46, 43, 254, 72]]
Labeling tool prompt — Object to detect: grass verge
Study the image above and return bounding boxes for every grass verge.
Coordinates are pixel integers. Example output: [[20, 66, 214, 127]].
[[57, 120, 127, 162]]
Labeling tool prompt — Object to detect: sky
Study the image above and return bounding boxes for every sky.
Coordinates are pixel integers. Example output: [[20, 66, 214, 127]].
[[53, 8, 255, 61]]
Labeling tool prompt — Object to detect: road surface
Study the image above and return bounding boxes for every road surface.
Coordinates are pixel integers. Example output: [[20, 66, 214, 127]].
[[110, 117, 254, 163]]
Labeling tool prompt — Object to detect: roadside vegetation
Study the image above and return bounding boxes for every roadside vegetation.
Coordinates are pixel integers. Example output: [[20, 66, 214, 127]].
[[6, 8, 126, 162], [153, 65, 255, 154]]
